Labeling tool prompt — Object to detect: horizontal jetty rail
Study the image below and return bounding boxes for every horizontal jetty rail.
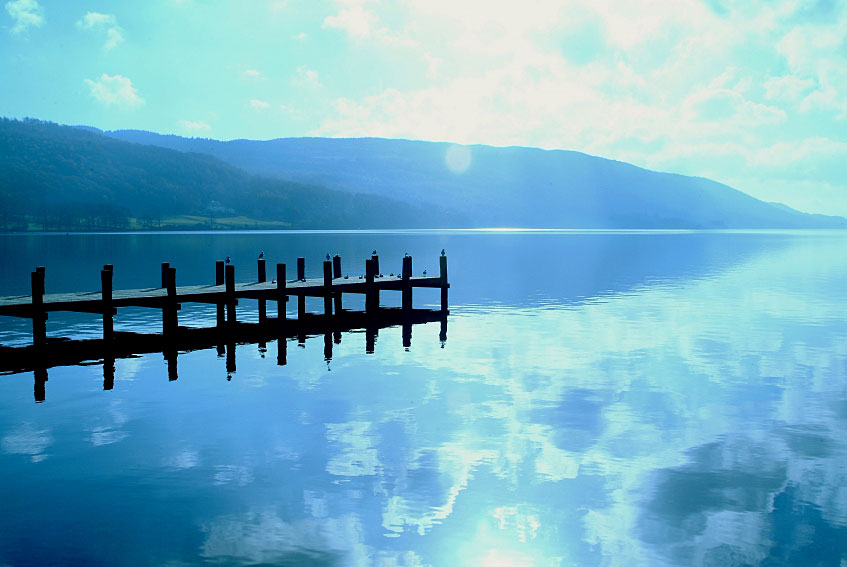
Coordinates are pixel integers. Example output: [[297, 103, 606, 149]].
[[0, 252, 450, 366]]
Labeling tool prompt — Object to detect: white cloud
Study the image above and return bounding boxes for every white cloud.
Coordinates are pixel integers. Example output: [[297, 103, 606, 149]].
[[249, 98, 270, 110], [292, 31, 308, 40], [243, 69, 263, 79], [322, 0, 416, 46], [764, 74, 815, 103], [5, 0, 43, 33], [76, 11, 123, 50], [84, 74, 144, 107], [293, 65, 322, 88], [322, 3, 377, 40], [178, 119, 212, 132]]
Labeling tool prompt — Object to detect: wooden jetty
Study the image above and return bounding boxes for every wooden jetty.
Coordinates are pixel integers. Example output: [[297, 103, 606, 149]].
[[0, 252, 450, 380]]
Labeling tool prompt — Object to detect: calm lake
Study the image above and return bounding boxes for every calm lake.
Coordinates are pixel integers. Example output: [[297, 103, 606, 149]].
[[1, 230, 846, 566]]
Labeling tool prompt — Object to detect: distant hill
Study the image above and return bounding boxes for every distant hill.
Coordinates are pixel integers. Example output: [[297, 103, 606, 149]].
[[0, 119, 463, 231], [100, 129, 846, 229]]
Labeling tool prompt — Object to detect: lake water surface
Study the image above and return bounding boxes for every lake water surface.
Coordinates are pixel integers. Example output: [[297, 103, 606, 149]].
[[1, 230, 846, 566]]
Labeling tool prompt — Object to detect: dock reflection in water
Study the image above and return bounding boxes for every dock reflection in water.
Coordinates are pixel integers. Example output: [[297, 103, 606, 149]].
[[19, 308, 448, 402]]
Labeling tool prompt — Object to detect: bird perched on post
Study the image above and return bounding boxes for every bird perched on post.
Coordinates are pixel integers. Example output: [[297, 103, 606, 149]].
[[423, 269, 427, 276], [225, 256, 231, 264], [326, 253, 331, 261], [441, 249, 446, 256], [258, 251, 264, 259], [372, 250, 377, 255]]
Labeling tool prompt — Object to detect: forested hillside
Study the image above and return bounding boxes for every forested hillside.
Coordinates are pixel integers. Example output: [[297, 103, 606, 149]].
[[0, 119, 462, 231]]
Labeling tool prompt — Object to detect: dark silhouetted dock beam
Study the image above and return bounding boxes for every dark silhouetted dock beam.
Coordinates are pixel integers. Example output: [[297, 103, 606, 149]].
[[31, 266, 46, 349], [225, 264, 236, 325], [365, 258, 377, 316], [402, 255, 412, 314], [297, 257, 306, 320], [258, 258, 267, 325], [276, 263, 286, 326], [101, 264, 114, 345], [216, 260, 225, 328], [323, 260, 333, 317], [440, 254, 449, 312], [164, 266, 178, 336], [333, 254, 343, 314]]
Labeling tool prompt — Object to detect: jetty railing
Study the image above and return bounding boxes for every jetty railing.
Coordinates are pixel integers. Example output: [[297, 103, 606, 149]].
[[0, 252, 449, 345], [0, 253, 450, 401]]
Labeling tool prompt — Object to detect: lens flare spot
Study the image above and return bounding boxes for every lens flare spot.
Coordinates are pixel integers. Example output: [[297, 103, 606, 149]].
[[445, 144, 472, 174]]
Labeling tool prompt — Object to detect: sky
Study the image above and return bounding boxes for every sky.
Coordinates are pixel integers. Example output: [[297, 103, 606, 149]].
[[2, 0, 846, 216]]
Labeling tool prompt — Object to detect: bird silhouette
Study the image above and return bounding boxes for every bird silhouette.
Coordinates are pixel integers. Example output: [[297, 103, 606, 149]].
[[441, 249, 446, 256], [423, 269, 427, 276], [258, 251, 264, 259], [326, 253, 331, 261], [225, 256, 231, 264], [372, 250, 377, 255]]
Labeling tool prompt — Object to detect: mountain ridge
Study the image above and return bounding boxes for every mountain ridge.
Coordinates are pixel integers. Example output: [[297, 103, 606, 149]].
[[99, 128, 846, 229], [0, 118, 464, 230]]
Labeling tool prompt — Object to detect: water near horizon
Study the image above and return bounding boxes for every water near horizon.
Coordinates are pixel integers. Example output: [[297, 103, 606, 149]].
[[1, 230, 846, 566]]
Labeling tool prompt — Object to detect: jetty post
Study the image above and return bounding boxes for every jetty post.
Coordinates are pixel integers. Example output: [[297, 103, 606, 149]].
[[372, 253, 379, 275], [333, 254, 343, 314], [365, 258, 377, 316], [323, 260, 333, 316], [225, 264, 236, 325], [402, 255, 412, 314], [297, 257, 306, 320], [161, 262, 169, 287], [30, 266, 46, 349], [440, 253, 448, 313], [276, 263, 286, 324], [101, 264, 114, 345], [258, 258, 267, 325], [215, 261, 225, 328], [164, 266, 178, 336]]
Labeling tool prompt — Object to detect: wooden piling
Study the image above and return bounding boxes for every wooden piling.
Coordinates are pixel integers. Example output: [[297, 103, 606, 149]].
[[365, 258, 377, 315], [402, 255, 412, 313], [258, 258, 267, 325], [297, 257, 306, 319], [440, 254, 448, 313], [30, 267, 46, 349], [276, 263, 287, 325], [333, 255, 343, 314], [372, 254, 379, 275], [161, 262, 170, 288], [216, 261, 225, 328], [323, 260, 333, 317], [225, 264, 236, 325], [101, 264, 114, 345], [165, 266, 178, 335]]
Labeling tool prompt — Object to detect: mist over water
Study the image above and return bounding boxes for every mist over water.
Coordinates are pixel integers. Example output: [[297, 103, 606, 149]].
[[1, 230, 846, 566]]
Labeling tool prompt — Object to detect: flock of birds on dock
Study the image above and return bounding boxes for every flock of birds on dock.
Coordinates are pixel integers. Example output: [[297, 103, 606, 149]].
[[221, 249, 442, 284]]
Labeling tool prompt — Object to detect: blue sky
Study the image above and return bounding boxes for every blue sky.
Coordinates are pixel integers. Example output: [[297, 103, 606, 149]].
[[2, 0, 846, 216]]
